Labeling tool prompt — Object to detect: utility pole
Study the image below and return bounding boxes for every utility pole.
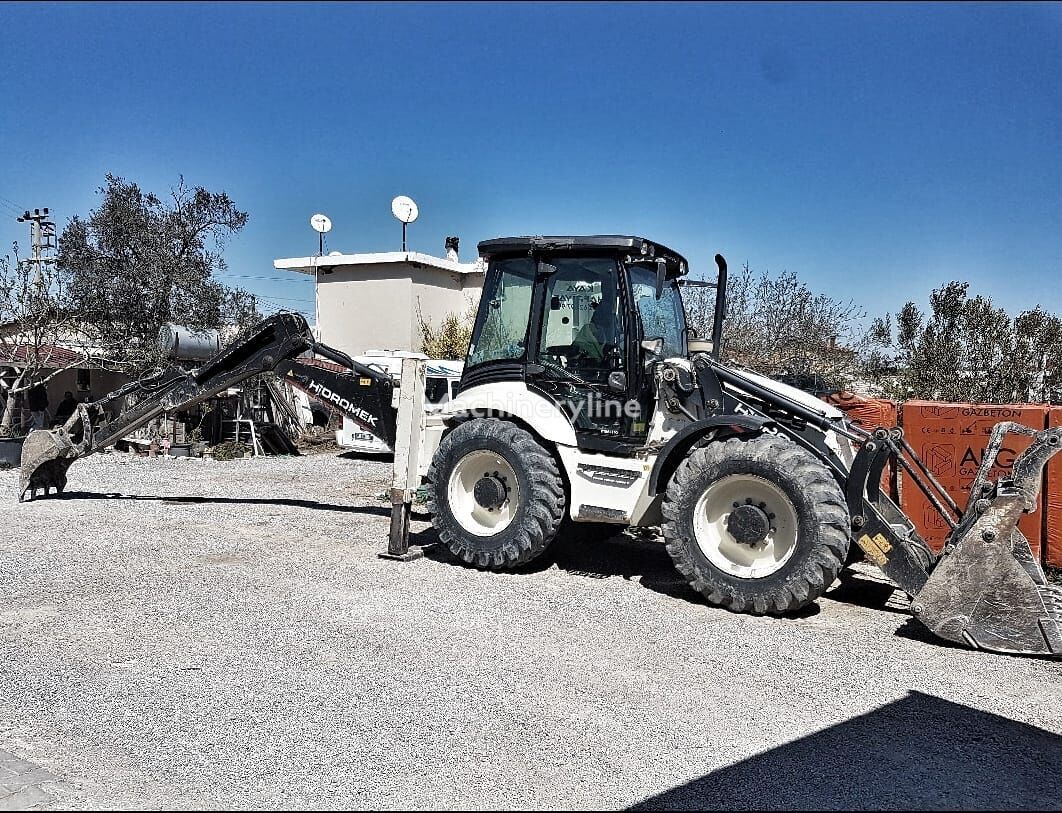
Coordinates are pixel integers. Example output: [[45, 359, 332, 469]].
[[16, 207, 57, 286]]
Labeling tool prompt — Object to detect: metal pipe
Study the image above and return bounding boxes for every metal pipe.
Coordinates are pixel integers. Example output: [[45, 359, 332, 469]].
[[711, 254, 727, 360]]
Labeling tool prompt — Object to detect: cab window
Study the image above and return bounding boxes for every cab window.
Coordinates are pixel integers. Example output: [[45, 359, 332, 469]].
[[466, 258, 536, 367], [425, 377, 450, 404], [537, 258, 625, 382], [628, 264, 687, 359]]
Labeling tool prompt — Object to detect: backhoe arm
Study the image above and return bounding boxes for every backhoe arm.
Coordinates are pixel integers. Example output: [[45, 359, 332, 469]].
[[18, 313, 396, 501]]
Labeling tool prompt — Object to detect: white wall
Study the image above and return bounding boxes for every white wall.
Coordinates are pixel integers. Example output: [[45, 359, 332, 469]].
[[316, 261, 483, 358]]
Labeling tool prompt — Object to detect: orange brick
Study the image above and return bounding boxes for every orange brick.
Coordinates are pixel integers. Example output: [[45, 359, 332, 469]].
[[823, 392, 898, 498], [822, 392, 898, 431], [1044, 408, 1062, 568], [899, 400, 1047, 557]]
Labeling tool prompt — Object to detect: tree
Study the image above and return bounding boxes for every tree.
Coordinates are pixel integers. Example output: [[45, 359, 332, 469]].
[[58, 174, 260, 372], [417, 297, 477, 359], [863, 281, 1055, 403], [0, 247, 89, 436], [683, 263, 868, 391]]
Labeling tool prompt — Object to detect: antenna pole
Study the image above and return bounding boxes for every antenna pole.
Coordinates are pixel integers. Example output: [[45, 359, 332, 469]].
[[319, 230, 323, 257], [402, 222, 407, 252]]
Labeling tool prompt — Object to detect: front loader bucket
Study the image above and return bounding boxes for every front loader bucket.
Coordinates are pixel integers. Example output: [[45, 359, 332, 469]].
[[910, 426, 1062, 658], [913, 529, 1062, 657], [19, 429, 77, 502]]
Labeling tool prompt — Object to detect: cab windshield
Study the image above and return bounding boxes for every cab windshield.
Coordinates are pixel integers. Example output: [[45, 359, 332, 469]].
[[628, 264, 687, 359]]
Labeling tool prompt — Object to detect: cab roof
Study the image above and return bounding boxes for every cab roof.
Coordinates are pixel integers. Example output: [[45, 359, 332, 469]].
[[477, 235, 689, 274]]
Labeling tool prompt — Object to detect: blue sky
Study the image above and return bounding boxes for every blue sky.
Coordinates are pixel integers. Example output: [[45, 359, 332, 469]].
[[1, 2, 1060, 324]]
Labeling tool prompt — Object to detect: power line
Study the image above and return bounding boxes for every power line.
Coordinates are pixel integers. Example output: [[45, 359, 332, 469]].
[[0, 193, 28, 218], [0, 200, 25, 219], [217, 272, 312, 284], [255, 293, 314, 304]]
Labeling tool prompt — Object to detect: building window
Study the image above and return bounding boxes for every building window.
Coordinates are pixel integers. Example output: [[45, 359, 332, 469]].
[[77, 369, 91, 392]]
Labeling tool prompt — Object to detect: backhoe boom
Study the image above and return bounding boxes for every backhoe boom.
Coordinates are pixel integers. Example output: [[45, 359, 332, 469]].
[[18, 313, 397, 500]]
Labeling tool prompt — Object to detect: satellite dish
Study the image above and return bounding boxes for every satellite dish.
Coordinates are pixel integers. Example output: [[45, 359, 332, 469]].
[[310, 213, 332, 233], [391, 196, 419, 224]]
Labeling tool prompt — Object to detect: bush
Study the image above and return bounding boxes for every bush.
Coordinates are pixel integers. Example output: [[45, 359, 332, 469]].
[[210, 440, 250, 461], [418, 297, 477, 359]]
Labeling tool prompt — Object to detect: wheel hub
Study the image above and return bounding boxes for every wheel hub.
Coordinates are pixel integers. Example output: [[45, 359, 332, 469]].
[[691, 473, 798, 580], [726, 501, 772, 545], [473, 473, 509, 511]]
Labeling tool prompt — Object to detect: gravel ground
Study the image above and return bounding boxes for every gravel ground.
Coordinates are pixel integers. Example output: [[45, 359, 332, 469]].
[[0, 450, 1060, 810]]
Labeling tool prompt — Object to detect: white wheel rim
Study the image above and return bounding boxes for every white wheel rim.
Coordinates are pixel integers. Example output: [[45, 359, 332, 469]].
[[692, 474, 799, 578], [447, 450, 522, 536]]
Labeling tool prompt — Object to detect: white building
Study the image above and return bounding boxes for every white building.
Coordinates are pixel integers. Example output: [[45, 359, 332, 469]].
[[273, 246, 484, 359]]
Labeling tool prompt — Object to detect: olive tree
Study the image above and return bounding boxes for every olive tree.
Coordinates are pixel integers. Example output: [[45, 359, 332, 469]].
[[58, 174, 260, 373], [865, 281, 1062, 403], [0, 248, 89, 436], [683, 262, 868, 392]]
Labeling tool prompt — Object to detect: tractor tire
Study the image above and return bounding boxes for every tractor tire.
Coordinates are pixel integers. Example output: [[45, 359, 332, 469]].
[[427, 418, 566, 570], [661, 433, 850, 615]]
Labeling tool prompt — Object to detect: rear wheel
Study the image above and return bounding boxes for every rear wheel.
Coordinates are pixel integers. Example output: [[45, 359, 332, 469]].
[[661, 433, 850, 615], [427, 418, 566, 569]]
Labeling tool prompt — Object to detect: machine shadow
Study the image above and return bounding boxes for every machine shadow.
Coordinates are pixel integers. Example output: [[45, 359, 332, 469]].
[[54, 491, 392, 517], [422, 527, 824, 616], [823, 567, 910, 615], [628, 691, 1062, 811], [337, 450, 394, 463], [424, 527, 688, 590]]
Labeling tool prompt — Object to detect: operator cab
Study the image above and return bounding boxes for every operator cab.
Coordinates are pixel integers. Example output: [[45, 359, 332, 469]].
[[464, 236, 697, 453]]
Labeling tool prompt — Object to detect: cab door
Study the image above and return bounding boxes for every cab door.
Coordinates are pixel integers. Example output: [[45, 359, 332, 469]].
[[531, 257, 640, 450]]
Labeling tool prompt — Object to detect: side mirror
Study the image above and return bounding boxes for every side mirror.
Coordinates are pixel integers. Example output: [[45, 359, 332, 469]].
[[641, 337, 664, 357], [655, 258, 667, 299], [607, 371, 627, 393]]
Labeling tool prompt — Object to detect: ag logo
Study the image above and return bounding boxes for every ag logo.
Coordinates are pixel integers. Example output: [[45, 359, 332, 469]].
[[923, 505, 949, 531], [923, 443, 956, 477]]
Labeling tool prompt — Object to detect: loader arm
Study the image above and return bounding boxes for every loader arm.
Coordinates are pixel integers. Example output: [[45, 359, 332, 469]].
[[18, 313, 396, 501]]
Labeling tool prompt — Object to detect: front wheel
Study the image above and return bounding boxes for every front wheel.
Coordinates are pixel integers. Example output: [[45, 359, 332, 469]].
[[661, 433, 850, 615], [427, 418, 566, 569]]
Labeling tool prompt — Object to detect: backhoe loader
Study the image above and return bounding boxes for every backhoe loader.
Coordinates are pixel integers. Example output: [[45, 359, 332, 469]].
[[19, 235, 1062, 658]]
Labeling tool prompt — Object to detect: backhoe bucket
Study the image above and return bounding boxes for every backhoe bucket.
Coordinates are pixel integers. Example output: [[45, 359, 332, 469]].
[[911, 427, 1062, 657], [19, 429, 77, 502]]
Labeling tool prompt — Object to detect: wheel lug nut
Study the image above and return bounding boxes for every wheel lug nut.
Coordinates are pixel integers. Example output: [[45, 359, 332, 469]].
[[767, 512, 775, 520], [732, 501, 741, 508], [745, 498, 753, 504]]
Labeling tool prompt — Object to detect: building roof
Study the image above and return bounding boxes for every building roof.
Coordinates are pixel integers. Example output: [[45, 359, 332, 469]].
[[273, 251, 481, 277], [0, 343, 87, 369]]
